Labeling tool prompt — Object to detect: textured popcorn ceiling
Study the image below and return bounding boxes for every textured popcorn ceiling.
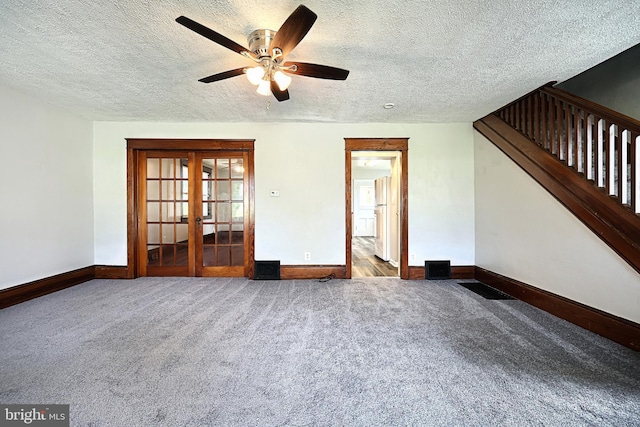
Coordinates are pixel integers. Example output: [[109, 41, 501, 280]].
[[0, 0, 638, 123]]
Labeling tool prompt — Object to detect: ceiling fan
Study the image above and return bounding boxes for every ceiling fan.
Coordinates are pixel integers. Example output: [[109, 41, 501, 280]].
[[176, 4, 349, 102]]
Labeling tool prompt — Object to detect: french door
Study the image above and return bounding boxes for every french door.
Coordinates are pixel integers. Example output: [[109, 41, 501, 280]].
[[135, 149, 253, 277]]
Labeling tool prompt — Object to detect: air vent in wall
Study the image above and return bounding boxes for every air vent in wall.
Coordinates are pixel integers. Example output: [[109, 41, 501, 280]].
[[254, 261, 281, 280], [425, 260, 451, 280]]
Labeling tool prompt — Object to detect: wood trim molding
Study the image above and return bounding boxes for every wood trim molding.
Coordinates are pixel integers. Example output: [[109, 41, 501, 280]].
[[474, 115, 640, 275], [475, 267, 640, 351], [94, 265, 130, 279], [345, 138, 411, 151], [127, 139, 256, 279], [245, 149, 256, 279], [0, 266, 95, 309], [126, 139, 255, 151], [400, 148, 409, 279], [280, 265, 348, 280], [345, 138, 409, 279], [126, 147, 138, 279], [345, 148, 353, 278], [408, 265, 475, 280]]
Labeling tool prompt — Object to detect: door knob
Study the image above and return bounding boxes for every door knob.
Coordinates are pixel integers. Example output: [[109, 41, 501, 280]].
[[196, 217, 202, 227]]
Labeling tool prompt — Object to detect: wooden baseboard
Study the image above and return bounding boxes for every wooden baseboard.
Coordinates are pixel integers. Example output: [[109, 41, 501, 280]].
[[408, 265, 475, 280], [281, 265, 474, 280], [280, 265, 347, 280], [475, 267, 640, 351], [0, 266, 95, 309], [94, 265, 130, 279]]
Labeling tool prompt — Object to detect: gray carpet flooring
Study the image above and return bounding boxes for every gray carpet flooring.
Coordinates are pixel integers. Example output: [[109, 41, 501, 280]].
[[1, 277, 639, 426]]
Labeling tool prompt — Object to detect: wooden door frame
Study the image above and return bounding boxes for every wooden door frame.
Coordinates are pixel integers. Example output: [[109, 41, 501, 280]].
[[126, 139, 255, 278], [345, 138, 409, 279]]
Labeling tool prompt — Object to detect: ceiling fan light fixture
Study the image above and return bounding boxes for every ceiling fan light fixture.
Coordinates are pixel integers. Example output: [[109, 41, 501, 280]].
[[273, 70, 292, 91], [246, 66, 265, 85], [176, 5, 349, 103], [256, 79, 272, 96]]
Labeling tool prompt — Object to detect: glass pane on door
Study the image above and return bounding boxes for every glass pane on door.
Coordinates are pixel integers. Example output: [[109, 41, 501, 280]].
[[145, 156, 189, 267], [200, 157, 244, 267]]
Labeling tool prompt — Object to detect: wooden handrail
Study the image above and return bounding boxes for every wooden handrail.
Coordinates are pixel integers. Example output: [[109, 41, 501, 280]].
[[541, 86, 640, 135], [480, 82, 640, 275], [475, 114, 640, 275], [495, 83, 640, 215]]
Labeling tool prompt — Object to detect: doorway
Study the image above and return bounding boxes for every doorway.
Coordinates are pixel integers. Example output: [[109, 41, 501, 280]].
[[127, 139, 255, 278], [345, 138, 408, 279], [351, 153, 400, 277]]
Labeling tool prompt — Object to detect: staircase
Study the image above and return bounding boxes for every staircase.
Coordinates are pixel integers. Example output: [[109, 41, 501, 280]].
[[474, 83, 640, 274]]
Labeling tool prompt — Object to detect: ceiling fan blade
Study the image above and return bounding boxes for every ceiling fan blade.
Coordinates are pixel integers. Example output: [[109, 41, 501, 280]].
[[283, 62, 349, 80], [176, 16, 256, 59], [270, 80, 290, 102], [198, 68, 246, 83], [271, 5, 317, 58]]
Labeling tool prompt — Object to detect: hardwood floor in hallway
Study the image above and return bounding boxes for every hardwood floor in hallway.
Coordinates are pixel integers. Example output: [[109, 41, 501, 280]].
[[352, 236, 398, 277]]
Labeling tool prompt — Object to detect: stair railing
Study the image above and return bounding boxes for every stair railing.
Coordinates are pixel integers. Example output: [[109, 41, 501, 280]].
[[497, 83, 640, 215]]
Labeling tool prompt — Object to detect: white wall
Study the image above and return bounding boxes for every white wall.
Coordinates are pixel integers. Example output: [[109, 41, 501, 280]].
[[93, 122, 475, 267], [408, 124, 476, 265], [0, 85, 94, 290], [474, 130, 640, 323]]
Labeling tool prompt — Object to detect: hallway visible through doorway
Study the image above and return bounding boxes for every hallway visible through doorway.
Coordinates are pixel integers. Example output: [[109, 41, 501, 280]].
[[352, 237, 398, 277]]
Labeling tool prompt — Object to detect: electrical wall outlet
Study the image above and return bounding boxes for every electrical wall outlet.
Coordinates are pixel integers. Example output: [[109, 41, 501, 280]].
[[304, 252, 311, 261], [410, 253, 416, 261]]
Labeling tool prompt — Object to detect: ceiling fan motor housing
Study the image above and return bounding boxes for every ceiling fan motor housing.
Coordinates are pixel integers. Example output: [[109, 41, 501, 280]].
[[247, 29, 277, 59]]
